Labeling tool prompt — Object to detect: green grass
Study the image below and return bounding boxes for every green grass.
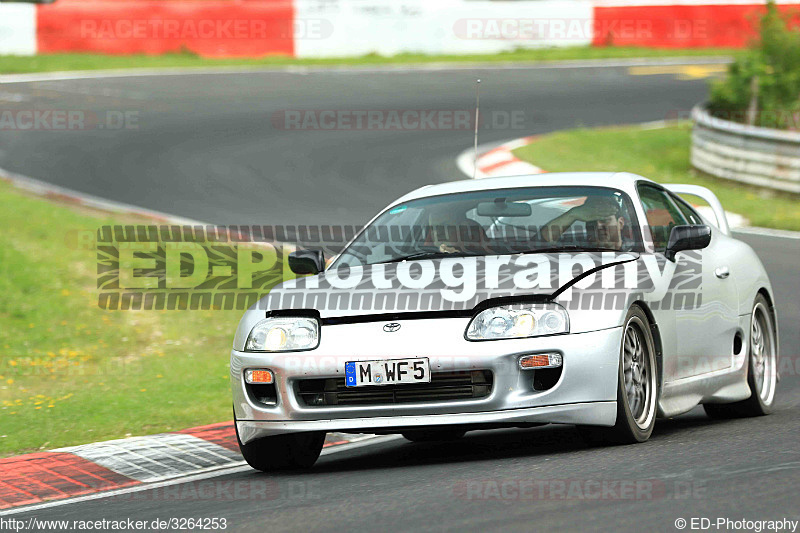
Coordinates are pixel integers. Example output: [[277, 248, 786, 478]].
[[513, 124, 800, 231], [0, 47, 742, 74], [0, 181, 267, 456]]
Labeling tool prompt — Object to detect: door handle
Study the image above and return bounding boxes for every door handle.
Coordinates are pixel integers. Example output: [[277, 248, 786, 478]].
[[715, 266, 730, 279]]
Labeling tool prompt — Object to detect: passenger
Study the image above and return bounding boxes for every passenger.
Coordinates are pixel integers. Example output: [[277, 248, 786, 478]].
[[540, 196, 628, 251]]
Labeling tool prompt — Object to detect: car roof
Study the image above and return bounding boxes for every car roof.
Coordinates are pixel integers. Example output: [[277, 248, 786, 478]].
[[392, 172, 654, 205]]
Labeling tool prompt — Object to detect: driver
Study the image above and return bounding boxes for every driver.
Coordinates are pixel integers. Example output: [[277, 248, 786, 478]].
[[540, 196, 627, 250], [427, 207, 486, 254]]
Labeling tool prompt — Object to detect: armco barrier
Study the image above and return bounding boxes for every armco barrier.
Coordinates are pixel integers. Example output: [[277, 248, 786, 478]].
[[292, 0, 594, 58], [691, 105, 800, 194], [36, 0, 295, 57], [0, 3, 37, 55], [3, 0, 800, 58], [592, 1, 800, 48]]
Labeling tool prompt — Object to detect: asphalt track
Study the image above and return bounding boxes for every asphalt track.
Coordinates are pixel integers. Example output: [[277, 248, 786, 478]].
[[2, 62, 799, 531]]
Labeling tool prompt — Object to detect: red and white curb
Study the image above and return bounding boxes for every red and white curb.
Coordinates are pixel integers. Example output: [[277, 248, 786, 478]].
[[456, 136, 543, 180], [0, 422, 378, 512], [0, 170, 384, 515], [457, 132, 752, 229]]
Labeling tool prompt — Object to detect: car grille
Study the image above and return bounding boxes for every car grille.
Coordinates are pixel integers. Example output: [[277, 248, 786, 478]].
[[295, 370, 493, 407]]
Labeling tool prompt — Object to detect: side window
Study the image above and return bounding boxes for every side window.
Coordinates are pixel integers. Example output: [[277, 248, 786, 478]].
[[638, 185, 688, 252], [670, 195, 703, 225]]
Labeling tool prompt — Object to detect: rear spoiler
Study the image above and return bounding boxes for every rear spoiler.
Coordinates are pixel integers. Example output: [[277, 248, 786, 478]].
[[664, 184, 730, 236]]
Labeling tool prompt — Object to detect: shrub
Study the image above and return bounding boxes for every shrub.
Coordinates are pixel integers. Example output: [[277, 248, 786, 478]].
[[708, 1, 800, 130]]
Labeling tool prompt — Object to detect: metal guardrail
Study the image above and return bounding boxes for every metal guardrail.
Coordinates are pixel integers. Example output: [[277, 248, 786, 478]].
[[691, 105, 800, 194]]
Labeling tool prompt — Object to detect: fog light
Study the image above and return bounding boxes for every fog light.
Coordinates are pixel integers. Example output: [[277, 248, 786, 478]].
[[519, 353, 562, 369], [245, 369, 274, 384]]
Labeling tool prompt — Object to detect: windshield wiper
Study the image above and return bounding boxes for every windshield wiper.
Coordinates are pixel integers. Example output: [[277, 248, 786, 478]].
[[375, 246, 626, 265], [510, 246, 626, 254], [381, 251, 479, 264]]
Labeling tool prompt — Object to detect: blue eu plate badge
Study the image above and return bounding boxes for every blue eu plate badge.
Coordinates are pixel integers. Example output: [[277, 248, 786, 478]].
[[345, 362, 357, 387]]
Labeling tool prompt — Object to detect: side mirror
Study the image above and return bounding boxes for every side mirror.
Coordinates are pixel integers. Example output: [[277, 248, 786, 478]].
[[665, 225, 711, 261], [288, 249, 324, 275]]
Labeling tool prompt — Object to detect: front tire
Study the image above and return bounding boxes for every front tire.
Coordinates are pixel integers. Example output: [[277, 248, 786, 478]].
[[234, 414, 325, 472], [704, 294, 777, 419], [578, 305, 659, 445]]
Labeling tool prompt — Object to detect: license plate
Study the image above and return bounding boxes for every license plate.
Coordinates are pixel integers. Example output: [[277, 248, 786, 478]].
[[345, 358, 430, 387]]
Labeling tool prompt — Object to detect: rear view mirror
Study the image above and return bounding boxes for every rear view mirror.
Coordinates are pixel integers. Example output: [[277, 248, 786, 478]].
[[665, 225, 711, 261], [288, 249, 325, 275], [476, 199, 532, 218]]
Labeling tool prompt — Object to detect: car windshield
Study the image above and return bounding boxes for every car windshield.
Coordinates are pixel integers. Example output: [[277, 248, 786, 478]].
[[333, 186, 642, 267]]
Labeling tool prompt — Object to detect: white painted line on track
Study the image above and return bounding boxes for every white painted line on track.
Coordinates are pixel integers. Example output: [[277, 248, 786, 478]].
[[734, 226, 800, 240], [0, 166, 205, 226], [0, 56, 734, 84], [0, 435, 401, 516]]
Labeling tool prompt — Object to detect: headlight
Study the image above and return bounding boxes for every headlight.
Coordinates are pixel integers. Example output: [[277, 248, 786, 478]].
[[245, 317, 320, 352], [465, 303, 569, 341]]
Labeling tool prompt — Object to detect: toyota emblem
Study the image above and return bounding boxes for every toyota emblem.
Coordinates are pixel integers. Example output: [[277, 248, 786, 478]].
[[383, 322, 401, 332]]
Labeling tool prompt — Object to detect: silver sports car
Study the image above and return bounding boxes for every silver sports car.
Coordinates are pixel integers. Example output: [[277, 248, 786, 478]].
[[230, 172, 779, 471]]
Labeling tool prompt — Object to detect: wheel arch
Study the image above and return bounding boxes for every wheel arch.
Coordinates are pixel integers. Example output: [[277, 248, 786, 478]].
[[631, 300, 664, 396], [756, 287, 779, 355]]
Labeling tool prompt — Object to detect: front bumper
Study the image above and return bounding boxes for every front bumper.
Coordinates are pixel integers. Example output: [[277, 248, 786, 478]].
[[231, 318, 622, 444]]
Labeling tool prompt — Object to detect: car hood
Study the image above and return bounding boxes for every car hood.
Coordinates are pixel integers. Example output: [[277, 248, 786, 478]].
[[258, 252, 641, 318]]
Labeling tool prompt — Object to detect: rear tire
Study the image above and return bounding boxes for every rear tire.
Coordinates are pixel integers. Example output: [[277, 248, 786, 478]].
[[402, 429, 466, 442], [704, 294, 777, 419], [578, 305, 659, 445], [234, 413, 325, 472]]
